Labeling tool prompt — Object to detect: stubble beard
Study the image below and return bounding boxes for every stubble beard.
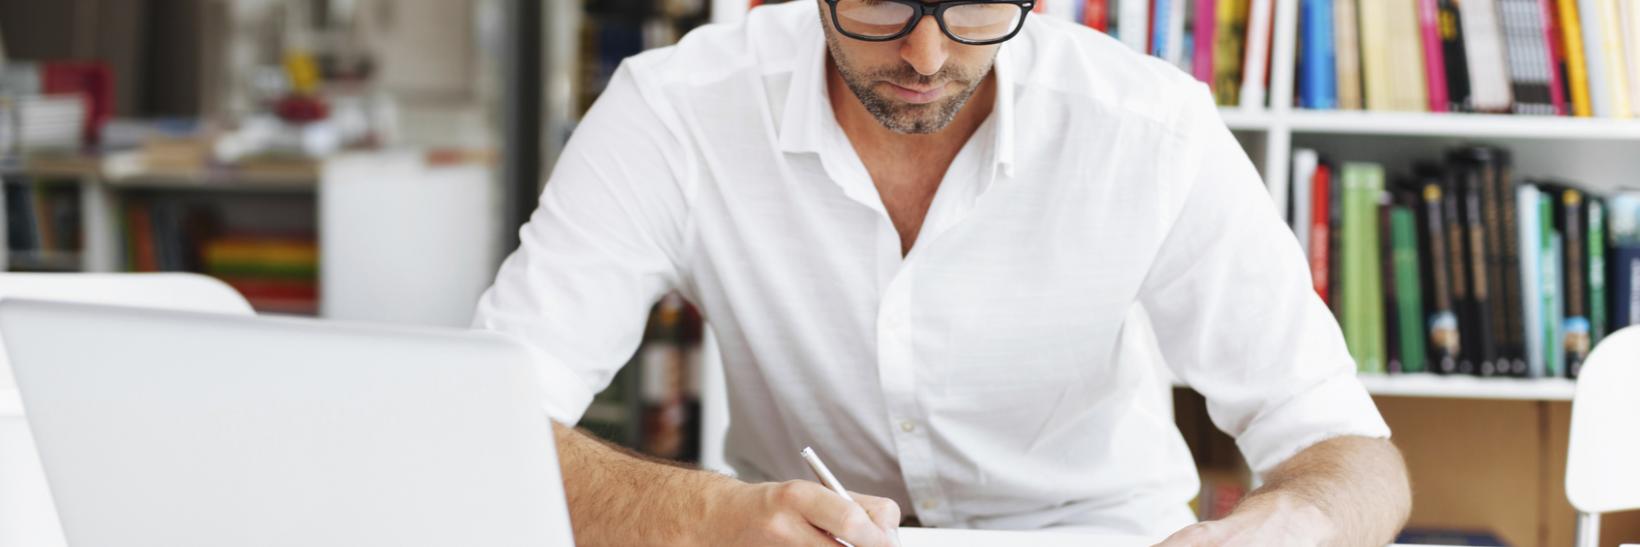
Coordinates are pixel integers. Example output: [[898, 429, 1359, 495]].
[[823, 32, 992, 135]]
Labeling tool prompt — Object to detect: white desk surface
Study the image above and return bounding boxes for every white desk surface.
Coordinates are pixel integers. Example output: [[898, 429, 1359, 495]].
[[899, 528, 1469, 547]]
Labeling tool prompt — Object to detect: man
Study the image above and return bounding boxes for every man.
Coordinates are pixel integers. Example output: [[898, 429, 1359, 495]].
[[474, 0, 1411, 545]]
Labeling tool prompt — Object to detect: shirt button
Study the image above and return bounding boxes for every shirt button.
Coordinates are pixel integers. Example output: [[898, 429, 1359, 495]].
[[899, 420, 917, 433]]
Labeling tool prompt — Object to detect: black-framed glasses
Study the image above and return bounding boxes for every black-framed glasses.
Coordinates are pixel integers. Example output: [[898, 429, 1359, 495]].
[[824, 0, 1035, 46]]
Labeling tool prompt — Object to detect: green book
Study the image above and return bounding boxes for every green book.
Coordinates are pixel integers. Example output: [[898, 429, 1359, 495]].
[[1342, 163, 1387, 374], [1541, 193, 1561, 378], [1391, 207, 1428, 373], [1589, 198, 1607, 348]]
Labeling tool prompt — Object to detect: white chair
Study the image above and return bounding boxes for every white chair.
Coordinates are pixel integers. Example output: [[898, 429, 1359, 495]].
[[0, 273, 253, 547], [1566, 325, 1640, 547]]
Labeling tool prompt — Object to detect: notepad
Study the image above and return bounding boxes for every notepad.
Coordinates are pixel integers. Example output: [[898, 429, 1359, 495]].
[[898, 527, 1156, 547]]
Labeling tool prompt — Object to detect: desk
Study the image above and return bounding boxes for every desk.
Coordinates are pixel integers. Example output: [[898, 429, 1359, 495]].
[[899, 528, 1471, 546]]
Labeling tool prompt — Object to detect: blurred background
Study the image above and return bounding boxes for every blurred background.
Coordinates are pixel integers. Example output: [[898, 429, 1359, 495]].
[[2, 0, 1639, 545]]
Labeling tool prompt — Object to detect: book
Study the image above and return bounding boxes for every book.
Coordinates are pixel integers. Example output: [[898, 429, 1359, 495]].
[[1328, 159, 1346, 315], [1594, 0, 1633, 117], [1421, 171, 1462, 374], [1084, 0, 1111, 30], [1240, 0, 1276, 109], [1556, 0, 1594, 116], [1518, 185, 1547, 378], [1498, 0, 1560, 115], [1389, 0, 1430, 111], [1493, 149, 1528, 375], [1626, 0, 1640, 113], [1459, 0, 1516, 111], [1547, 232, 1565, 377], [1538, 0, 1572, 114], [1211, 0, 1248, 105], [1577, 0, 1613, 116], [1438, 0, 1475, 110], [1119, 0, 1152, 52], [1589, 197, 1607, 347], [1167, 0, 1190, 68], [1557, 188, 1591, 377], [1381, 195, 1403, 373], [1613, 193, 1640, 329], [1301, 0, 1338, 109], [1358, 0, 1393, 110], [1455, 156, 1500, 375], [1293, 148, 1320, 253], [1194, 0, 1217, 84], [1334, 0, 1364, 109], [1443, 164, 1475, 374], [1392, 200, 1429, 373], [1311, 163, 1335, 305], [1343, 163, 1387, 373], [1417, 0, 1451, 112]]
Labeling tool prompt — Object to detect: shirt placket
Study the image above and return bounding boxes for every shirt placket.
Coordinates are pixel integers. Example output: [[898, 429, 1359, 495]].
[[875, 259, 955, 526]]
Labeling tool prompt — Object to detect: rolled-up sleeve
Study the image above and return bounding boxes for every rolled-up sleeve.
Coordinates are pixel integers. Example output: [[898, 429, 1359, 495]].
[[1137, 84, 1390, 476], [473, 62, 692, 425]]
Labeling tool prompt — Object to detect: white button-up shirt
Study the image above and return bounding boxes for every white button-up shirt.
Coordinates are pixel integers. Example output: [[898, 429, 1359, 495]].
[[474, 2, 1389, 537]]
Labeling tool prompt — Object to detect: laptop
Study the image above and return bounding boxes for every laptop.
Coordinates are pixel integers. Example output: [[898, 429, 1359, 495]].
[[0, 299, 575, 547]]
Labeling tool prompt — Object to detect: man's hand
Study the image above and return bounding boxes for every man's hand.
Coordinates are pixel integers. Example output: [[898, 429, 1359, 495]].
[[703, 480, 902, 547], [1151, 492, 1332, 547]]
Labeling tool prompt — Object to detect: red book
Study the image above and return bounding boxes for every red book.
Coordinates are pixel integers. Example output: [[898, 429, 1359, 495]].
[[1538, 0, 1570, 115], [41, 61, 113, 146], [1192, 0, 1216, 84], [1416, 0, 1451, 112], [1083, 0, 1110, 31], [124, 203, 158, 272], [1309, 164, 1333, 304]]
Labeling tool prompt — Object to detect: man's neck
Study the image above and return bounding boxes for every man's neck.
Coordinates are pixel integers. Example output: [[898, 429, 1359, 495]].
[[825, 55, 997, 158]]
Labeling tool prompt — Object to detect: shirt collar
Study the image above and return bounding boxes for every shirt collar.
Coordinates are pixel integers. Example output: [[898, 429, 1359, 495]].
[[778, 29, 1018, 179]]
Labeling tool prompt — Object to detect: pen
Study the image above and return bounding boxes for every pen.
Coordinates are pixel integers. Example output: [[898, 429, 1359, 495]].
[[800, 446, 856, 502]]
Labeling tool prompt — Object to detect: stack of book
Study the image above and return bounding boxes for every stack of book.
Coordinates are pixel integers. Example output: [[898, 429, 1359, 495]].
[[1029, 0, 1278, 108], [3, 177, 82, 269], [1297, 0, 1640, 117], [1290, 146, 1638, 378], [200, 236, 320, 316]]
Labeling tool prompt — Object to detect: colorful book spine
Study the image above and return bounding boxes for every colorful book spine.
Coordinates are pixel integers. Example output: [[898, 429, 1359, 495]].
[[1084, 0, 1111, 31], [1542, 196, 1563, 377], [1424, 178, 1462, 374], [1460, 0, 1516, 111], [1589, 198, 1607, 347], [1240, 0, 1275, 109], [1390, 0, 1429, 111], [1596, 0, 1633, 117], [1556, 0, 1594, 116], [1418, 0, 1451, 111], [1548, 233, 1565, 377], [1561, 189, 1591, 377], [1438, 0, 1475, 111], [1211, 0, 1248, 105], [1293, 149, 1319, 253], [1359, 0, 1393, 110], [1153, 0, 1174, 57], [1343, 163, 1387, 373], [1518, 185, 1546, 378], [1499, 0, 1560, 115], [1577, 0, 1612, 116], [1300, 0, 1338, 109], [1193, 0, 1217, 84], [1392, 205, 1429, 373], [1311, 164, 1334, 305], [1334, 0, 1364, 109], [1537, 0, 1570, 114]]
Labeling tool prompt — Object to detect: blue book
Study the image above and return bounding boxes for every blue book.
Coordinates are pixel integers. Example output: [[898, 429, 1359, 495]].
[[1152, 0, 1173, 58], [1614, 246, 1640, 331], [1518, 186, 1545, 378], [1299, 0, 1338, 109]]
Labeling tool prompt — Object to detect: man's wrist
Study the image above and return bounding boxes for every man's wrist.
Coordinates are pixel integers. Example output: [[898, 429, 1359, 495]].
[[1228, 490, 1336, 544]]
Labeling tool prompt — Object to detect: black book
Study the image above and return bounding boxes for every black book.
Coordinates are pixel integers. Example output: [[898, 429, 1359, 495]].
[[1381, 193, 1403, 374], [1420, 163, 1462, 375], [1452, 154, 1499, 377], [1555, 186, 1591, 378], [1491, 149, 1528, 376], [1437, 0, 1474, 112], [1458, 146, 1522, 377]]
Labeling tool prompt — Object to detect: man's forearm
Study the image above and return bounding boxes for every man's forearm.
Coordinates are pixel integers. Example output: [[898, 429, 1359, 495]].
[[552, 421, 734, 547], [1234, 436, 1411, 547]]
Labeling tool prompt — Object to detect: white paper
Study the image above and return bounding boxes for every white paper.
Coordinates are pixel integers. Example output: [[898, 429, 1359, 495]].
[[898, 528, 1156, 547]]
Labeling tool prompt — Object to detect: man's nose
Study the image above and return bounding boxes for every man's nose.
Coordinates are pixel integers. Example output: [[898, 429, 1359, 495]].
[[900, 14, 950, 76]]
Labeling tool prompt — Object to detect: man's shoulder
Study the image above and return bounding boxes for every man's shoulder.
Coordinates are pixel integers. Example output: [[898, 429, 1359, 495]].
[[1008, 16, 1206, 128]]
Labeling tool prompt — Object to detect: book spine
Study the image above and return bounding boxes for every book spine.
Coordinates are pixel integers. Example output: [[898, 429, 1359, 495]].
[[1444, 167, 1475, 374], [1461, 162, 1499, 376], [1589, 198, 1607, 347], [1577, 0, 1612, 116], [1494, 151, 1528, 375], [1334, 0, 1364, 109], [1470, 148, 1517, 375], [1154, 0, 1173, 56], [1212, 0, 1248, 105], [1312, 164, 1334, 305], [1364, 166, 1387, 373], [1561, 189, 1590, 377], [1424, 182, 1462, 373], [1329, 161, 1346, 317], [1596, 0, 1633, 117], [1541, 196, 1562, 376], [1359, 0, 1393, 110], [1392, 0, 1431, 111], [1084, 0, 1111, 30], [1538, 0, 1570, 115], [1194, 0, 1218, 84], [1241, 0, 1276, 109], [1382, 195, 1404, 374], [1518, 185, 1546, 378], [1556, 0, 1594, 116], [1460, 0, 1516, 111], [1615, 245, 1640, 330], [1392, 205, 1429, 373], [1418, 0, 1451, 111], [1167, 0, 1190, 67], [1438, 0, 1475, 110], [1343, 164, 1367, 369], [1293, 149, 1319, 252], [1120, 0, 1152, 52], [1301, 0, 1339, 109], [1500, 0, 1558, 115], [1548, 233, 1565, 377]]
